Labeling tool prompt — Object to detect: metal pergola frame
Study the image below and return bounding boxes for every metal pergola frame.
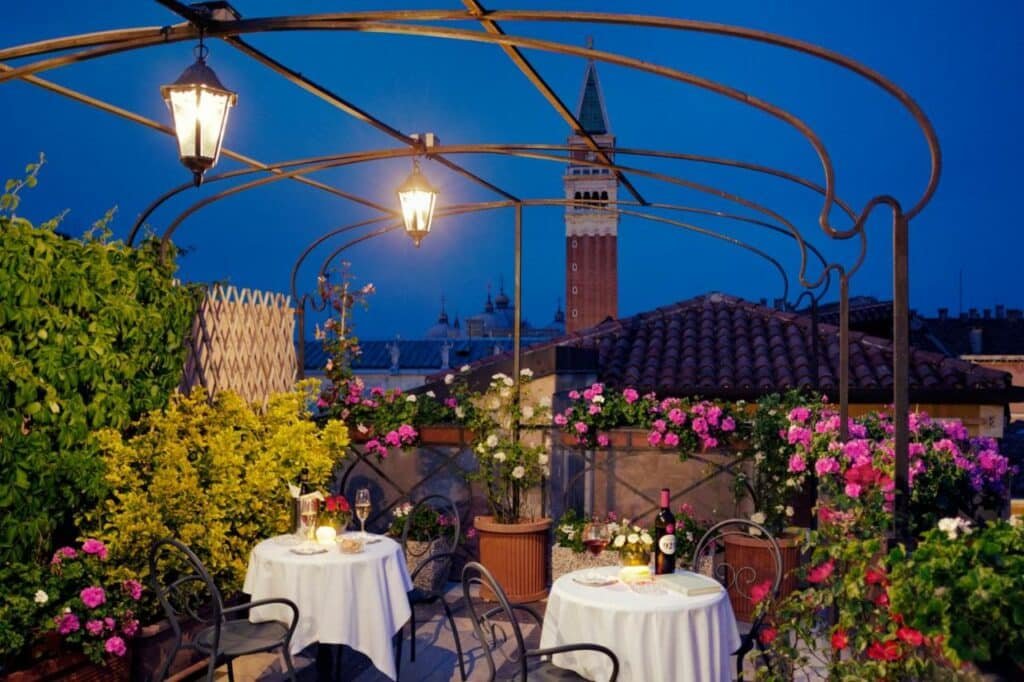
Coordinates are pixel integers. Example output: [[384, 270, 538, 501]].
[[0, 3, 942, 542]]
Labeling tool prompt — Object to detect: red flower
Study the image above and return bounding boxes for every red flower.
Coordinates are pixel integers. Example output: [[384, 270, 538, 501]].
[[750, 579, 773, 605], [807, 559, 835, 584], [897, 627, 924, 647], [759, 626, 778, 645], [867, 639, 902, 661], [865, 567, 888, 585], [874, 589, 889, 608], [325, 495, 350, 513], [831, 629, 848, 650]]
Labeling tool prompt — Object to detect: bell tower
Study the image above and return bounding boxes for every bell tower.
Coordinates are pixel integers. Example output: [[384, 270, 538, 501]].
[[564, 56, 618, 333]]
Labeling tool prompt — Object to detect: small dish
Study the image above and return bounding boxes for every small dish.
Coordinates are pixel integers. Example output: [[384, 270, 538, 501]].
[[289, 545, 328, 556], [338, 537, 365, 554], [572, 571, 617, 587]]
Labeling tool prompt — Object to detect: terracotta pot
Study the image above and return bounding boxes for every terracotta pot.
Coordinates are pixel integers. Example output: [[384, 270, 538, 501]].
[[722, 531, 801, 622], [129, 618, 206, 682], [1, 634, 131, 682], [475, 515, 552, 602], [419, 425, 475, 445]]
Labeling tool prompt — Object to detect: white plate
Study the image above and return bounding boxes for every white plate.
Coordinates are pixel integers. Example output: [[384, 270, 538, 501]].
[[572, 572, 617, 587], [290, 545, 328, 555]]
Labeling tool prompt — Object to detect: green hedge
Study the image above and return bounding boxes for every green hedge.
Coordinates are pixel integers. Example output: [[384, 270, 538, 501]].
[[0, 163, 200, 564]]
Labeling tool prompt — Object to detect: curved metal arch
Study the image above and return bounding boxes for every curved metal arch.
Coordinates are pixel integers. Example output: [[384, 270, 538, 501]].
[[156, 144, 830, 294], [0, 13, 933, 233]]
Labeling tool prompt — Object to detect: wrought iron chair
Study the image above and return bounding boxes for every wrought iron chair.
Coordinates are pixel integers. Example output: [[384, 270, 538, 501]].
[[147, 538, 299, 682], [395, 494, 466, 680], [461, 561, 620, 681], [691, 519, 783, 681]]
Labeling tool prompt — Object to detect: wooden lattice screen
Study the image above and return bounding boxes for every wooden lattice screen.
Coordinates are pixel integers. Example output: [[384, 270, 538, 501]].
[[180, 285, 296, 403]]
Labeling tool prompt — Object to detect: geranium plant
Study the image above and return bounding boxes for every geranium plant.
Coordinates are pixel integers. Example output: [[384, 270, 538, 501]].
[[467, 370, 551, 523], [320, 494, 352, 531], [386, 501, 473, 542], [43, 539, 143, 665]]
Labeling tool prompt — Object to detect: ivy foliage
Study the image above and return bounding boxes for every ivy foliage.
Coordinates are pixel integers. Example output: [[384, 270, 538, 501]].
[[0, 157, 201, 563]]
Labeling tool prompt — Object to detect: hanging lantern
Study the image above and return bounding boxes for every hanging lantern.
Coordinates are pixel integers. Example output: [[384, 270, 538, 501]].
[[161, 45, 236, 186], [396, 160, 438, 247]]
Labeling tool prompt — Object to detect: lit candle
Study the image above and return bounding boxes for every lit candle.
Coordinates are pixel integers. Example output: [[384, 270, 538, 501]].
[[315, 526, 337, 545], [618, 565, 652, 584]]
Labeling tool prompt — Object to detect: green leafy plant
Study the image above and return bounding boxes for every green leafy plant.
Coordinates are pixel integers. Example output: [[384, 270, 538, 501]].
[[81, 382, 350, 615], [0, 158, 199, 565], [385, 501, 470, 542]]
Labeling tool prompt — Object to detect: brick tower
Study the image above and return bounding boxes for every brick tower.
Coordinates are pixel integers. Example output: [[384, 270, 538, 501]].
[[564, 59, 618, 333]]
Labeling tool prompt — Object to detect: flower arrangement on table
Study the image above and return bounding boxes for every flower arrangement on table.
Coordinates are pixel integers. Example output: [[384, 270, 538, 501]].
[[466, 369, 552, 523], [320, 494, 352, 532], [42, 539, 142, 665], [556, 383, 739, 460]]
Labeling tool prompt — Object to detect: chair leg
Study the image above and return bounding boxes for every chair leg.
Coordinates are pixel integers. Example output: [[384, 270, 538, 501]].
[[205, 654, 218, 682], [226, 657, 236, 682], [735, 634, 754, 682], [410, 605, 417, 662], [441, 598, 467, 682], [395, 627, 404, 679], [282, 646, 297, 682]]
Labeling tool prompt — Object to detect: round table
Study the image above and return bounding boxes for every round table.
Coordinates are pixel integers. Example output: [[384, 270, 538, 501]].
[[242, 534, 412, 681], [539, 566, 740, 682]]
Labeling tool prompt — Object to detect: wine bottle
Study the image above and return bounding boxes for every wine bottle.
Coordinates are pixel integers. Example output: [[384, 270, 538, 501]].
[[654, 488, 676, 574]]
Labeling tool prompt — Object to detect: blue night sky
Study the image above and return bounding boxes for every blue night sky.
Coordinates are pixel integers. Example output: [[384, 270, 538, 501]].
[[3, 2, 1022, 340]]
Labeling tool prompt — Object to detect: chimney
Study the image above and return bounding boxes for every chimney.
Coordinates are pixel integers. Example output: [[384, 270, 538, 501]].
[[773, 298, 785, 310], [937, 307, 948, 320], [996, 305, 1005, 319], [969, 308, 979, 319], [969, 327, 983, 354], [983, 308, 992, 319]]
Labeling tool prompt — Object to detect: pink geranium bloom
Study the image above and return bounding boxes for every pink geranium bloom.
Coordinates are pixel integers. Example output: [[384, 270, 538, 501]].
[[647, 431, 663, 446], [786, 426, 811, 447], [750, 579, 773, 604], [667, 408, 685, 425], [844, 482, 862, 498], [384, 430, 401, 447], [702, 436, 718, 449], [568, 390, 580, 400], [122, 580, 143, 601], [788, 406, 810, 423], [588, 404, 601, 415], [86, 619, 105, 636], [51, 546, 77, 565], [814, 456, 840, 476], [57, 613, 80, 635], [691, 417, 708, 435], [721, 417, 736, 432], [591, 383, 603, 395], [663, 432, 680, 447], [105, 636, 127, 657], [807, 559, 835, 584], [574, 422, 588, 434], [82, 539, 108, 560], [788, 454, 806, 473], [622, 388, 639, 404], [81, 587, 106, 609], [706, 406, 722, 426], [652, 419, 667, 433], [554, 414, 568, 426], [582, 389, 595, 401], [596, 433, 610, 447]]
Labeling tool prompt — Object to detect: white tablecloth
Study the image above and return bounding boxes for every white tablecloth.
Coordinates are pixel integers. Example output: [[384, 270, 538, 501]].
[[243, 535, 412, 680], [540, 566, 740, 682]]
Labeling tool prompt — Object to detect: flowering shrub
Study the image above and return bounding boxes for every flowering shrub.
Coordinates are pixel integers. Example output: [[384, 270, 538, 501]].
[[557, 383, 738, 458], [889, 516, 1024, 671], [43, 539, 142, 665], [385, 501, 473, 542], [467, 370, 551, 523], [673, 502, 714, 563]]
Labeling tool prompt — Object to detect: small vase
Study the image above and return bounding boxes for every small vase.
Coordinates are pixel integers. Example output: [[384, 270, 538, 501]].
[[619, 543, 650, 567]]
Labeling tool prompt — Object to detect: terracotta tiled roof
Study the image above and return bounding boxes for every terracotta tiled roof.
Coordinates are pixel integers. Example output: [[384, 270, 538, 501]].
[[504, 295, 1017, 401]]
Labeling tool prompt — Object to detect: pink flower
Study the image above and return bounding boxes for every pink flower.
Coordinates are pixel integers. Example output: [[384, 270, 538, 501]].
[[591, 383, 604, 395], [807, 559, 835, 584], [786, 426, 811, 447], [721, 417, 736, 432], [663, 432, 680, 447], [759, 626, 778, 645], [57, 613, 80, 635], [82, 539, 108, 560], [445, 397, 458, 409], [51, 546, 77, 565], [105, 636, 127, 657], [678, 502, 694, 516], [397, 423, 417, 440], [668, 408, 685, 425], [814, 456, 840, 476], [122, 579, 143, 601], [80, 586, 106, 609], [653, 419, 667, 433], [588, 404, 601, 415], [788, 406, 810, 423], [554, 414, 568, 426], [597, 433, 610, 447], [702, 436, 718, 449], [568, 390, 580, 400], [574, 422, 588, 434], [750, 579, 773, 604], [623, 388, 639, 404], [706, 406, 722, 426], [384, 430, 401, 447], [104, 616, 115, 630], [647, 431, 663, 446], [86, 619, 104, 636], [465, 527, 477, 539], [787, 454, 807, 473], [844, 482, 862, 498], [691, 417, 708, 434], [582, 389, 595, 401], [897, 627, 924, 647]]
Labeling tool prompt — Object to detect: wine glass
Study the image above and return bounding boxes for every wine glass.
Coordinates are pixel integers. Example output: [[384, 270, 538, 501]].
[[582, 518, 611, 556], [355, 488, 371, 539], [299, 497, 318, 541]]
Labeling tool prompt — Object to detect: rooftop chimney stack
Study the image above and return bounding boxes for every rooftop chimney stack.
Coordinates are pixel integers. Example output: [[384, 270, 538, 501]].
[[937, 307, 948, 320], [983, 308, 992, 319], [996, 304, 1005, 319], [969, 308, 979, 319], [773, 298, 784, 310], [969, 327, 983, 354]]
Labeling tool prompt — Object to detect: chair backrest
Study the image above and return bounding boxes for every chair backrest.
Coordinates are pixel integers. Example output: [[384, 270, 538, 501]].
[[148, 538, 225, 651], [691, 519, 783, 626], [401, 493, 460, 591], [461, 561, 528, 682]]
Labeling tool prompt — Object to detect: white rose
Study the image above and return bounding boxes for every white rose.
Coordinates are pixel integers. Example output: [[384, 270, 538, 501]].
[[512, 465, 526, 479], [538, 454, 549, 465], [1010, 516, 1022, 529], [460, 364, 471, 372], [486, 434, 499, 448], [592, 395, 605, 404], [640, 533, 653, 545], [406, 394, 417, 402], [613, 535, 626, 548], [487, 397, 501, 410], [494, 451, 507, 462], [455, 406, 465, 419], [539, 396, 552, 408], [520, 368, 534, 378], [542, 466, 550, 477], [504, 377, 515, 387], [426, 390, 436, 398], [565, 529, 576, 540], [500, 388, 511, 399], [34, 590, 48, 605], [444, 374, 455, 385], [750, 512, 766, 525], [627, 533, 640, 544], [476, 444, 486, 454], [785, 506, 794, 517], [937, 517, 959, 539], [521, 405, 535, 420], [492, 373, 507, 381], [357, 423, 369, 434]]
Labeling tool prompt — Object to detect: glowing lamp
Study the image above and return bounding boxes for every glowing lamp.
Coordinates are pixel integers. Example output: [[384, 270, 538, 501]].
[[396, 160, 438, 247]]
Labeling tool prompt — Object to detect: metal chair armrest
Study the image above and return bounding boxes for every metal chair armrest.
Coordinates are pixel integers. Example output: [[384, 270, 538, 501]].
[[527, 643, 620, 681], [479, 603, 544, 630], [222, 598, 300, 634]]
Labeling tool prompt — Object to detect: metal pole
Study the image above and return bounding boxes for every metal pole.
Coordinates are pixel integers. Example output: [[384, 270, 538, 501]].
[[892, 209, 910, 542], [513, 202, 523, 391], [296, 297, 306, 380], [839, 275, 850, 441]]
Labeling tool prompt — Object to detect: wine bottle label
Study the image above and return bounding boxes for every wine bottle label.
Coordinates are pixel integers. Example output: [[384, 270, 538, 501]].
[[659, 533, 677, 555]]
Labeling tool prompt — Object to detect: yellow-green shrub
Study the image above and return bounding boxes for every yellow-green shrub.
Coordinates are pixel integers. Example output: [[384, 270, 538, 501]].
[[81, 381, 349, 596]]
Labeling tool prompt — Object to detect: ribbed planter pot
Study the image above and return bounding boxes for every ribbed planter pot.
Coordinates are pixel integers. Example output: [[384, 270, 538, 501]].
[[723, 531, 801, 622], [475, 515, 552, 602]]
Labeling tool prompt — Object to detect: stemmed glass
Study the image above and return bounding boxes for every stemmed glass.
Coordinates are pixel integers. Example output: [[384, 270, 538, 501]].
[[583, 518, 611, 556], [355, 488, 371, 539], [299, 497, 318, 542]]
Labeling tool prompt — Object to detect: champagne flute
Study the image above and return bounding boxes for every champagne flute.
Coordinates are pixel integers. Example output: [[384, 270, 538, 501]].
[[300, 498, 318, 541], [583, 518, 610, 556], [355, 488, 371, 539]]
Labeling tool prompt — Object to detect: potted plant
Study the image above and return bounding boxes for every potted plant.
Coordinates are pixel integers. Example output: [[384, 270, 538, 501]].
[[386, 502, 475, 589], [468, 369, 553, 602]]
